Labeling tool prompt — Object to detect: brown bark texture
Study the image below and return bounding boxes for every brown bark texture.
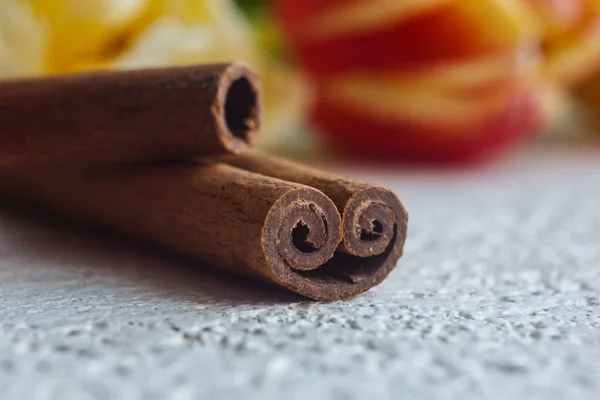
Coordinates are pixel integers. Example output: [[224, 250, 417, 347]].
[[0, 63, 261, 167], [0, 162, 407, 300], [220, 152, 409, 259]]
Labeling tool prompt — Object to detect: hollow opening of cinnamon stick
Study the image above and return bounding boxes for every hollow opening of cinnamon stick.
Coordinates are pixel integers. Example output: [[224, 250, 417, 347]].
[[360, 219, 384, 241], [218, 153, 407, 259], [224, 77, 258, 141], [291, 220, 321, 254], [272, 195, 340, 273], [294, 225, 400, 285], [344, 198, 396, 257]]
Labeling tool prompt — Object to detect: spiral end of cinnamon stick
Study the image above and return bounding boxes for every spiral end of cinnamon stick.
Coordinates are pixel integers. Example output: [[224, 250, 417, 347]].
[[215, 63, 262, 154], [263, 186, 408, 301], [300, 188, 407, 301], [341, 187, 400, 258], [264, 187, 342, 274]]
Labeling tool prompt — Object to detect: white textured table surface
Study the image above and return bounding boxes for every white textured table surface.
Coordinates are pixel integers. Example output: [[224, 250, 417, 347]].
[[1, 150, 599, 400]]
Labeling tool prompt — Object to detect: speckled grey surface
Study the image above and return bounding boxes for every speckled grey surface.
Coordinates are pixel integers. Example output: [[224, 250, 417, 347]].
[[0, 150, 599, 400]]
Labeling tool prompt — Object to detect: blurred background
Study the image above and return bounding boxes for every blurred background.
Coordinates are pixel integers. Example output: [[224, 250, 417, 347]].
[[1, 0, 600, 164]]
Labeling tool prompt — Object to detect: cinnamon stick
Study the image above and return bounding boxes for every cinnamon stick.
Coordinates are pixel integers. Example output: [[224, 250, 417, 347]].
[[0, 162, 405, 300], [220, 153, 408, 260], [0, 63, 261, 167]]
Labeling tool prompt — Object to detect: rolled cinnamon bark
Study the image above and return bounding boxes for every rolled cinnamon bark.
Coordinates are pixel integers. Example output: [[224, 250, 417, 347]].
[[0, 162, 400, 300], [220, 153, 408, 259], [0, 63, 261, 167]]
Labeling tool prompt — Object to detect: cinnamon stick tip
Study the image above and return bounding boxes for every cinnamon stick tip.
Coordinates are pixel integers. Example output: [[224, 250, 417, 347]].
[[215, 62, 263, 155], [342, 186, 408, 258]]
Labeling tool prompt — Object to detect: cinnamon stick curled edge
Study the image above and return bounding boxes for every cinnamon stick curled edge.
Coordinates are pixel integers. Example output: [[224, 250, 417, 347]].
[[0, 162, 409, 300], [0, 63, 261, 167], [221, 153, 408, 260]]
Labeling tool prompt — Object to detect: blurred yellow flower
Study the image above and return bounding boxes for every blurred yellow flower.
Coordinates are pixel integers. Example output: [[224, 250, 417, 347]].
[[0, 0, 46, 77], [0, 0, 308, 148], [32, 0, 147, 71]]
